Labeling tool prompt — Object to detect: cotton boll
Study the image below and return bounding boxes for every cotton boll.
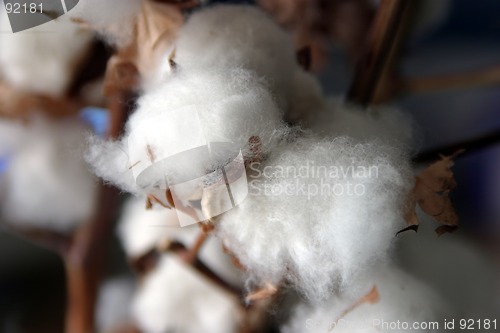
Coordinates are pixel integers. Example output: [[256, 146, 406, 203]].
[[216, 135, 413, 302], [1, 117, 97, 231], [174, 5, 298, 109], [92, 68, 288, 199], [96, 276, 136, 333], [69, 0, 140, 47], [132, 255, 243, 333], [283, 265, 454, 333], [118, 196, 243, 287], [129, 68, 285, 160], [0, 6, 93, 97]]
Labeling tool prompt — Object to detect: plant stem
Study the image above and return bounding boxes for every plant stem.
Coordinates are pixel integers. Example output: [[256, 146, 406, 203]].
[[64, 92, 130, 333], [347, 0, 414, 106]]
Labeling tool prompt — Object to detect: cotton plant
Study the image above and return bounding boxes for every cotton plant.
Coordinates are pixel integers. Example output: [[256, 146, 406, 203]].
[[81, 3, 461, 333], [0, 4, 99, 232]]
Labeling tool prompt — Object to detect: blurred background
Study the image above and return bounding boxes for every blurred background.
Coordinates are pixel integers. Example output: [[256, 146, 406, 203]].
[[0, 0, 499, 332]]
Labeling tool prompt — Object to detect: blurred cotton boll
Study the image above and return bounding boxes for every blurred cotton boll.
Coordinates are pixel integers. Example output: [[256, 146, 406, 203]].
[[96, 276, 136, 333], [0, 5, 93, 97], [282, 265, 454, 333], [0, 117, 97, 232], [132, 255, 243, 333], [118, 196, 244, 288]]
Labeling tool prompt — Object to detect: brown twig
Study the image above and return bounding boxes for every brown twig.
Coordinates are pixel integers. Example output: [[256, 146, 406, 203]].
[[151, 240, 242, 297], [413, 128, 500, 163], [403, 65, 500, 94], [347, 0, 414, 106], [1, 224, 72, 255], [64, 92, 130, 333]]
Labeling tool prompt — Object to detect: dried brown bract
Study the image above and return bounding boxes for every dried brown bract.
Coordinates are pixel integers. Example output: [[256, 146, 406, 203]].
[[404, 150, 463, 235]]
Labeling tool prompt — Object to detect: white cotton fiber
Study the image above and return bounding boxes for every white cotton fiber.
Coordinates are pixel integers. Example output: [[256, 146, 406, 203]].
[[96, 276, 135, 333], [69, 0, 140, 47], [283, 265, 454, 333], [132, 254, 243, 333], [216, 134, 413, 302], [85, 136, 140, 195], [1, 117, 97, 231], [118, 196, 243, 287], [0, 5, 93, 97], [88, 68, 288, 199], [173, 5, 298, 109], [118, 196, 178, 258]]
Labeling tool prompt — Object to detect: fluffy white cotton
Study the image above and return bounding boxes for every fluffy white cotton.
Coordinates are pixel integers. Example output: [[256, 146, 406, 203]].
[[173, 5, 299, 109], [132, 255, 242, 333], [69, 0, 140, 47], [216, 135, 413, 302], [283, 265, 454, 333], [0, 5, 93, 97], [86, 136, 139, 194], [96, 276, 135, 333], [118, 196, 179, 258], [88, 68, 288, 199], [1, 117, 97, 231], [118, 196, 243, 287]]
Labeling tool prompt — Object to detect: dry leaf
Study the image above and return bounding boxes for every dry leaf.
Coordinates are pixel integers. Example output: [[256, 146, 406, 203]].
[[403, 151, 463, 235], [104, 0, 185, 94]]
